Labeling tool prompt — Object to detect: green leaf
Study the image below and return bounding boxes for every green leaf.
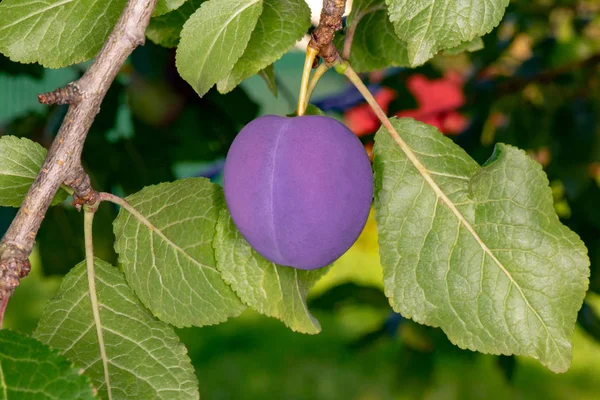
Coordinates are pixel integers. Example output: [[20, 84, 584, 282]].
[[217, 0, 310, 93], [154, 0, 187, 16], [0, 0, 126, 68], [34, 258, 199, 400], [0, 136, 68, 207], [147, 0, 205, 48], [258, 65, 277, 97], [214, 208, 328, 334], [385, 0, 509, 66], [445, 37, 485, 55], [176, 0, 263, 97], [0, 330, 95, 399], [336, 0, 409, 73], [373, 118, 590, 373], [113, 178, 246, 327]]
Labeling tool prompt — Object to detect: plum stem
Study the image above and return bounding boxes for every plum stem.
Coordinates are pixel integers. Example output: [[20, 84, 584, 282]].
[[297, 46, 319, 116], [304, 63, 330, 112]]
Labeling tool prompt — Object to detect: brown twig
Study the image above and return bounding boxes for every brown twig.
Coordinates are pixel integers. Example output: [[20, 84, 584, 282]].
[[309, 0, 347, 64], [0, 0, 157, 309]]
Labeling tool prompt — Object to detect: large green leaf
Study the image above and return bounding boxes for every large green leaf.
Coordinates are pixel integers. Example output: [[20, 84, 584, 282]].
[[0, 330, 95, 399], [113, 178, 246, 327], [217, 0, 310, 93], [34, 258, 199, 400], [176, 0, 262, 97], [373, 118, 589, 373], [0, 136, 68, 207], [385, 0, 509, 66], [214, 208, 328, 334], [154, 0, 187, 16], [147, 0, 205, 48], [336, 0, 409, 73], [0, 0, 126, 68]]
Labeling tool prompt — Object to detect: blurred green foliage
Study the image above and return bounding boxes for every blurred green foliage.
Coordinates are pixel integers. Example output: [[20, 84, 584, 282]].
[[2, 0, 600, 398]]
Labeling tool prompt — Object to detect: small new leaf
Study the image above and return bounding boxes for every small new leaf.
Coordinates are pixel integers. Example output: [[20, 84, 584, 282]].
[[147, 0, 205, 48], [338, 0, 409, 73], [0, 330, 95, 399], [0, 0, 127, 68], [176, 0, 263, 97], [34, 259, 199, 400], [0, 136, 68, 207], [373, 118, 590, 373], [217, 0, 311, 93], [113, 178, 246, 327], [445, 37, 485, 55], [385, 0, 509, 66], [214, 208, 328, 334], [154, 0, 187, 17]]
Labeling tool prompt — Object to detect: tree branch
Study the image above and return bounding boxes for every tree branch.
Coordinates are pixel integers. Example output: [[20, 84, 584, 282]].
[[0, 0, 157, 304], [309, 0, 347, 64]]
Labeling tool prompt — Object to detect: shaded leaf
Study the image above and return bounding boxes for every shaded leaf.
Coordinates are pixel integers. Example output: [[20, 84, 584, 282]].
[[147, 0, 205, 48], [34, 258, 199, 399], [258, 64, 277, 97], [337, 0, 409, 73], [176, 0, 262, 97], [373, 117, 589, 372], [0, 0, 126, 68], [217, 0, 310, 93], [0, 136, 68, 207], [385, 0, 509, 66], [113, 178, 246, 327], [0, 330, 95, 400], [214, 208, 328, 334]]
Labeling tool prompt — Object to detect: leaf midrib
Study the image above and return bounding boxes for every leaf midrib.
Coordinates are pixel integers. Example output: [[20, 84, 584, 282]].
[[391, 123, 560, 355]]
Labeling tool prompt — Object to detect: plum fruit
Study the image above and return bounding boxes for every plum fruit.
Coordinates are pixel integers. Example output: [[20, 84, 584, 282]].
[[223, 115, 373, 270]]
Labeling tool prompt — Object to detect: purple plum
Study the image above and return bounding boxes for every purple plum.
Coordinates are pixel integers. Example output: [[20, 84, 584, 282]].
[[223, 115, 374, 270]]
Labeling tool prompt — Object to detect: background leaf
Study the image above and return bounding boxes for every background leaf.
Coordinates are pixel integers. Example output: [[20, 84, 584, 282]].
[[113, 178, 246, 327], [214, 208, 328, 334], [176, 0, 262, 97], [385, 0, 509, 66], [147, 0, 205, 48], [336, 0, 409, 73], [0, 330, 95, 399], [373, 118, 589, 373], [0, 136, 68, 207], [217, 0, 311, 93], [0, 0, 126, 68], [34, 258, 199, 400]]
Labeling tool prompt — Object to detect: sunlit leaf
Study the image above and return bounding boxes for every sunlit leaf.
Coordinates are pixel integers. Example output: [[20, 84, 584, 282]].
[[0, 136, 68, 207], [0, 0, 126, 68], [217, 0, 310, 93], [113, 178, 246, 327], [176, 0, 262, 97], [373, 117, 589, 373], [385, 0, 509, 66], [34, 258, 199, 399], [0, 330, 95, 399]]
